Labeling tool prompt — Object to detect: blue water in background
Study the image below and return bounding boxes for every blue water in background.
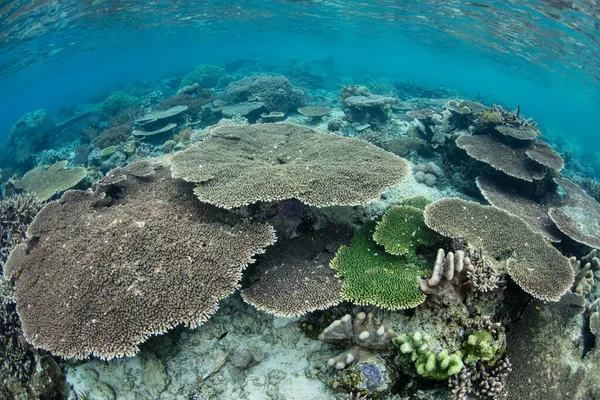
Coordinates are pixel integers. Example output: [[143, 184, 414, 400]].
[[0, 0, 598, 148]]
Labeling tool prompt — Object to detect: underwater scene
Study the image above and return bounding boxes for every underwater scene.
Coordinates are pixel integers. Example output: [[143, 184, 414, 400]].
[[0, 0, 600, 399]]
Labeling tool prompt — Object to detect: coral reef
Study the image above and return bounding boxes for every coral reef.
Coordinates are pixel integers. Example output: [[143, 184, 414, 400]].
[[241, 224, 354, 317], [98, 91, 140, 120], [424, 198, 574, 301], [1, 109, 57, 169], [224, 75, 306, 113], [331, 222, 427, 310], [342, 94, 397, 125], [319, 312, 396, 369], [170, 123, 410, 209], [180, 64, 226, 89], [4, 161, 276, 360], [13, 160, 87, 202]]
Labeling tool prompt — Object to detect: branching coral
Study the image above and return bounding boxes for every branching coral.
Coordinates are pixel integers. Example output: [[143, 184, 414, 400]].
[[4, 161, 276, 360], [170, 123, 410, 209], [0, 193, 44, 266], [319, 312, 396, 369], [331, 222, 427, 310], [373, 198, 441, 256], [571, 249, 599, 295]]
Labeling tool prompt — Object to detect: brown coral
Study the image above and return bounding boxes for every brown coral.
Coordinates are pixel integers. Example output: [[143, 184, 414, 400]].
[[424, 198, 573, 301], [13, 160, 87, 202], [549, 177, 600, 249], [455, 134, 545, 182], [476, 175, 562, 242], [241, 224, 353, 317], [4, 161, 275, 360], [170, 123, 410, 209]]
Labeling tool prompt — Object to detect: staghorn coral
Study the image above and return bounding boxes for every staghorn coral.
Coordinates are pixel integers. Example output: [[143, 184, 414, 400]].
[[476, 174, 563, 242], [550, 177, 600, 249], [170, 123, 410, 209], [241, 224, 353, 317], [455, 134, 545, 182], [424, 198, 574, 301], [373, 199, 441, 256], [4, 161, 276, 360], [319, 312, 396, 369], [13, 160, 87, 202], [331, 222, 427, 310]]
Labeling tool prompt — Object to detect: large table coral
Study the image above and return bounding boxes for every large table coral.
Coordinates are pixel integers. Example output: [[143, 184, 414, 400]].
[[424, 198, 574, 301], [4, 161, 276, 360], [170, 123, 411, 209]]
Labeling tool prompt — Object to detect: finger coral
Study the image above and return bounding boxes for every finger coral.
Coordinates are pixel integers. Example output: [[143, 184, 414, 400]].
[[424, 198, 574, 301], [170, 123, 410, 209], [4, 161, 276, 360]]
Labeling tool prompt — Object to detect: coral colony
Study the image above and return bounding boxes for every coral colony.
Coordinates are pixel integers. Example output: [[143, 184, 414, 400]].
[[0, 66, 599, 399]]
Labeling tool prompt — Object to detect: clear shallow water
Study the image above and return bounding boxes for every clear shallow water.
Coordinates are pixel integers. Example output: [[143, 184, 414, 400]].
[[0, 0, 599, 146]]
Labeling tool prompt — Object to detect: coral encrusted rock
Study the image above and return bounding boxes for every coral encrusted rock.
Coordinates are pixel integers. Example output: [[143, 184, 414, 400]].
[[424, 198, 573, 301], [224, 75, 305, 113], [241, 224, 354, 317], [4, 161, 276, 360], [170, 123, 410, 209], [13, 160, 87, 202]]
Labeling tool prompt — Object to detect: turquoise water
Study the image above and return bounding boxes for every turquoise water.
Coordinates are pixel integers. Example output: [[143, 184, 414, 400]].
[[1, 0, 599, 146], [1, 1, 600, 400]]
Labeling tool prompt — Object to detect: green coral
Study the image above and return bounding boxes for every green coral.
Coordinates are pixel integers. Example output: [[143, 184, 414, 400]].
[[462, 329, 504, 365], [180, 64, 226, 88], [373, 199, 441, 256], [397, 195, 432, 211], [331, 222, 427, 310], [476, 109, 502, 126], [393, 332, 464, 380], [99, 146, 117, 158]]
